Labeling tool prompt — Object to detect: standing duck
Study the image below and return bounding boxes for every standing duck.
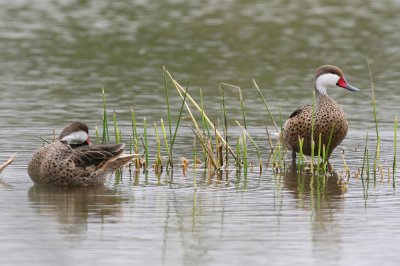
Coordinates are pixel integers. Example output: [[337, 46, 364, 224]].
[[28, 122, 134, 186], [282, 65, 359, 164]]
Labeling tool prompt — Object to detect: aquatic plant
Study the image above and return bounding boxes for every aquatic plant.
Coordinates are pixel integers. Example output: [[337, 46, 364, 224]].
[[0, 153, 16, 173], [393, 116, 398, 188], [101, 87, 110, 143]]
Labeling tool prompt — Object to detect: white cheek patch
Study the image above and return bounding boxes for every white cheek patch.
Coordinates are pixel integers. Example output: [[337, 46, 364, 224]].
[[61, 131, 88, 144], [315, 73, 340, 94]]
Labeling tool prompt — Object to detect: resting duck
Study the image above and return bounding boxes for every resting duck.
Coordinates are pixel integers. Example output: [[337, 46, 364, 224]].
[[28, 121, 134, 186]]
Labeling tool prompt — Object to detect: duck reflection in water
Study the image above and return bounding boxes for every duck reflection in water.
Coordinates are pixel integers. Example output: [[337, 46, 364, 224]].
[[28, 184, 124, 235], [285, 164, 345, 262]]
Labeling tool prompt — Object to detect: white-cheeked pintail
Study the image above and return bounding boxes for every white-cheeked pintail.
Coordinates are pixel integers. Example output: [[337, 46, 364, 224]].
[[282, 65, 359, 164], [28, 121, 134, 186]]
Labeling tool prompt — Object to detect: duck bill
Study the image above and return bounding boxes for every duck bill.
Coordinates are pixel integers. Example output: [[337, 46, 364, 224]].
[[337, 77, 360, 92], [343, 83, 359, 92]]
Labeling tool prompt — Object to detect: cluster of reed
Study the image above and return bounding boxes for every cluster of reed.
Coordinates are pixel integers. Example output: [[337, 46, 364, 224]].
[[96, 68, 289, 182], [353, 60, 398, 194]]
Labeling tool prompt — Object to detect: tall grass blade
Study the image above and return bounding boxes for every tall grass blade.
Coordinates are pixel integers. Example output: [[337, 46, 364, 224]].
[[242, 132, 248, 177], [193, 137, 197, 192], [310, 91, 316, 173], [163, 66, 173, 144], [366, 58, 380, 188], [361, 129, 369, 182], [143, 118, 148, 171], [219, 86, 229, 168], [252, 79, 279, 132], [113, 110, 120, 144], [238, 87, 247, 129], [161, 118, 170, 159], [154, 122, 162, 178], [393, 116, 398, 188], [166, 71, 237, 160], [168, 77, 190, 168], [200, 88, 210, 138], [95, 126, 100, 144], [102, 87, 110, 143], [236, 121, 262, 172]]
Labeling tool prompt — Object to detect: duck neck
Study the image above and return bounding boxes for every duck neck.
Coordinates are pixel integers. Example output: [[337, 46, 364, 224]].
[[314, 83, 336, 109], [314, 81, 327, 96]]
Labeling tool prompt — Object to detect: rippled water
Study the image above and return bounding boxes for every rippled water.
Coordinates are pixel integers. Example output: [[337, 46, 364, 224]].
[[1, 1, 400, 265]]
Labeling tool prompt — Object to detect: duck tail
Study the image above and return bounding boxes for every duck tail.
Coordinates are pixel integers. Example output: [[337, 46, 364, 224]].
[[102, 154, 135, 171]]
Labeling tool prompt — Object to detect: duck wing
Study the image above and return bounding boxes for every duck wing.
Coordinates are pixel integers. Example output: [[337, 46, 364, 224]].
[[71, 144, 126, 168], [289, 104, 311, 118]]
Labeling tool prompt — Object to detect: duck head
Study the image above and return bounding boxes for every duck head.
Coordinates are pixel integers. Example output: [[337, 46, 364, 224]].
[[58, 121, 91, 145], [314, 65, 360, 95]]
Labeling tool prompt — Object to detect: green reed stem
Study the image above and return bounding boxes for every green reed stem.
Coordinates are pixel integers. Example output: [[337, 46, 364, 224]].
[[167, 71, 237, 160], [373, 139, 380, 187], [95, 126, 100, 144], [143, 118, 148, 171], [361, 129, 369, 182], [242, 132, 248, 176], [278, 104, 283, 133], [236, 137, 241, 169], [131, 107, 140, 169], [220, 87, 229, 168], [193, 137, 197, 192], [298, 137, 304, 170], [393, 116, 398, 188], [367, 59, 380, 188], [238, 87, 247, 129], [200, 88, 210, 167], [236, 121, 262, 172], [161, 118, 170, 158], [366, 143, 370, 185], [102, 87, 109, 143], [129, 134, 133, 154], [154, 122, 162, 176], [311, 91, 316, 173], [367, 58, 379, 141], [131, 107, 138, 146], [253, 79, 279, 132], [163, 66, 173, 145], [200, 88, 210, 138], [169, 79, 190, 168], [215, 129, 222, 169], [317, 133, 322, 173], [113, 110, 120, 144], [323, 123, 335, 163]]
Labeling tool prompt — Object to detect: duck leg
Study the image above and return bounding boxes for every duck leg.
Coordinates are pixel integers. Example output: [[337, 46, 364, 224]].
[[291, 150, 296, 163]]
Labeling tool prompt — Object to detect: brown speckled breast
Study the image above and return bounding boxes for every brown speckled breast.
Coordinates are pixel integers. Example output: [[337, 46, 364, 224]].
[[282, 94, 348, 158]]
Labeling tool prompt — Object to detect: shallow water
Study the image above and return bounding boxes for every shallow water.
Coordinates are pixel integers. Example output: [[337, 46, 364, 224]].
[[1, 1, 400, 265]]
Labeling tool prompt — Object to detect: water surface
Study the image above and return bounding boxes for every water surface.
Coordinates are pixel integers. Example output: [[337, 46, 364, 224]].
[[1, 1, 400, 265]]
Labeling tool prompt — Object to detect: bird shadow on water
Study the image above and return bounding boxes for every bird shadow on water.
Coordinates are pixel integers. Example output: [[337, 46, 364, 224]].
[[28, 185, 125, 236]]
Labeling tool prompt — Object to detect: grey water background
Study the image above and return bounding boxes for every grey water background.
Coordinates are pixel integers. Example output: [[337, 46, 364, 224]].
[[1, 1, 400, 265]]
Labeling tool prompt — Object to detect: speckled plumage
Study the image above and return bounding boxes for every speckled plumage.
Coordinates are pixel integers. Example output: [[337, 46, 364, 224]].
[[282, 65, 359, 161], [28, 122, 134, 186]]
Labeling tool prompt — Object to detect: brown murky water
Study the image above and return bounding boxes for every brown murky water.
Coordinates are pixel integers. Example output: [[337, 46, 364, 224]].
[[1, 1, 400, 265]]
